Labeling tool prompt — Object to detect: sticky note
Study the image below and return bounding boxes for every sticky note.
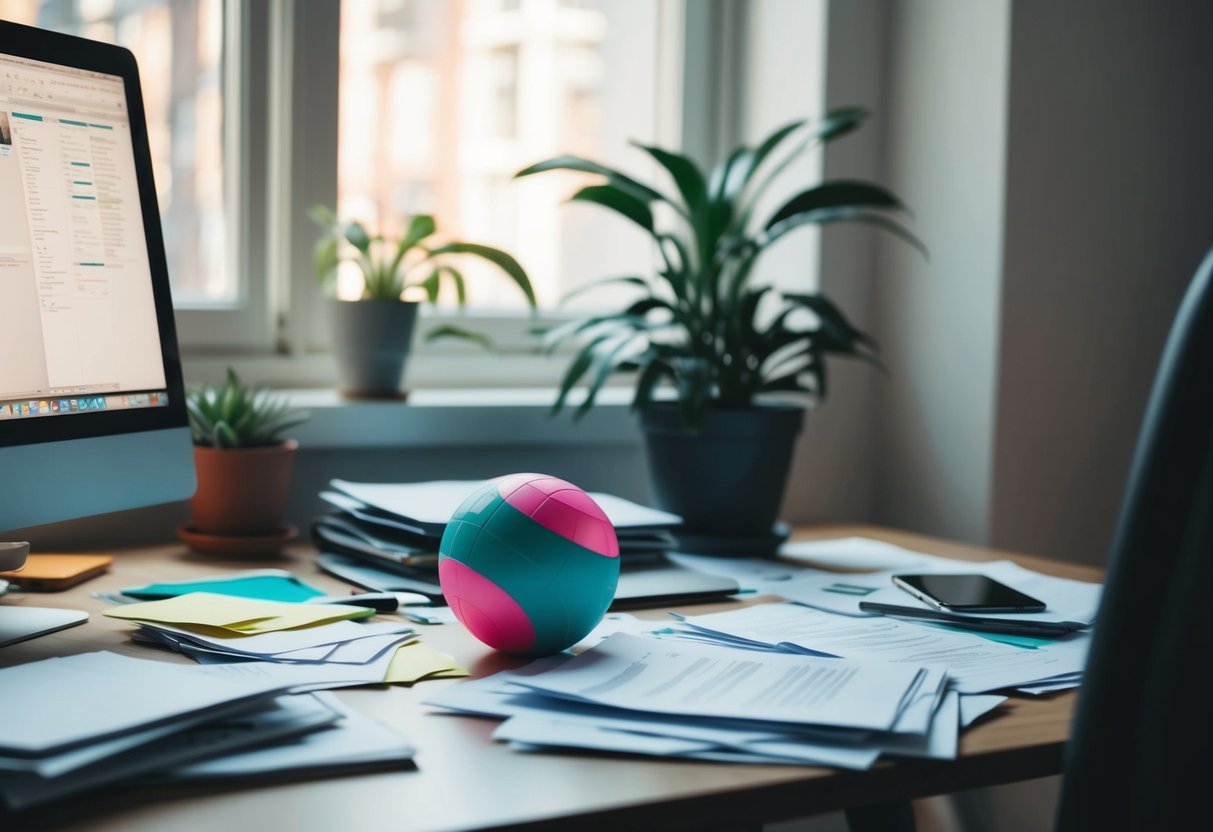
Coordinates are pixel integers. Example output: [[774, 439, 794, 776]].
[[104, 592, 374, 632], [123, 572, 325, 604], [383, 642, 468, 685]]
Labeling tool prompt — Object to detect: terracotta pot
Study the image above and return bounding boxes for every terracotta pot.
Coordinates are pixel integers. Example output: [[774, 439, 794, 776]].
[[189, 440, 298, 536]]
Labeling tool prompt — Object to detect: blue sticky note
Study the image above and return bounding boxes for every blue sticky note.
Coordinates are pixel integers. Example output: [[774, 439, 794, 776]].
[[123, 573, 325, 603]]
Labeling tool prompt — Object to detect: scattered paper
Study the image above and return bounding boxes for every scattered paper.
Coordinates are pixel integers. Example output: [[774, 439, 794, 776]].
[[512, 633, 927, 732], [104, 592, 374, 633], [779, 537, 944, 571]]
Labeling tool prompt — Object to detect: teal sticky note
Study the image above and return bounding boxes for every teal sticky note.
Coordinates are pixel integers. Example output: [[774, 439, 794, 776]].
[[924, 622, 1055, 649], [123, 573, 325, 603]]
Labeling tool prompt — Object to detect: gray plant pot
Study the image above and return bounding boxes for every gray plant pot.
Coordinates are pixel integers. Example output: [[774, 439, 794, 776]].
[[328, 299, 420, 399], [639, 403, 805, 556]]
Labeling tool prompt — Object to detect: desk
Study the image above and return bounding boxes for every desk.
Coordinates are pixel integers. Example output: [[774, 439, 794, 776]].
[[0, 524, 1101, 832]]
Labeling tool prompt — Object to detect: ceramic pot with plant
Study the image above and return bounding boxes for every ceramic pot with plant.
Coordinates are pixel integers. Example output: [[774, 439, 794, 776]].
[[517, 107, 926, 555], [182, 369, 309, 551], [310, 208, 537, 399]]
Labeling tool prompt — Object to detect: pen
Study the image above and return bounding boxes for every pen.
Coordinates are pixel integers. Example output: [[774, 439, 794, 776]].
[[306, 591, 432, 612]]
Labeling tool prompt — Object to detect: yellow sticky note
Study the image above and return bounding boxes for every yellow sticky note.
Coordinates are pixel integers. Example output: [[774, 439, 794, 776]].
[[383, 642, 468, 685], [104, 592, 374, 632]]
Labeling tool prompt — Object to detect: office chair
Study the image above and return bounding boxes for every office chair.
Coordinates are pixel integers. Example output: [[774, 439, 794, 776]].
[[1055, 246, 1213, 830]]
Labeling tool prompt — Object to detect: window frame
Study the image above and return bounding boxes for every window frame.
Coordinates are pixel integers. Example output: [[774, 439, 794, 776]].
[[180, 0, 754, 392], [172, 0, 275, 352]]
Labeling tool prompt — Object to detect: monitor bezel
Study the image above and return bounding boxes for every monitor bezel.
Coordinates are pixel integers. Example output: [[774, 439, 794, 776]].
[[0, 20, 189, 450]]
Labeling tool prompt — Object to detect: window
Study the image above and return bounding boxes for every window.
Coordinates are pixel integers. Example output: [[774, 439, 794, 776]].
[[3, 1, 826, 391], [13, 0, 231, 305], [335, 0, 664, 313]]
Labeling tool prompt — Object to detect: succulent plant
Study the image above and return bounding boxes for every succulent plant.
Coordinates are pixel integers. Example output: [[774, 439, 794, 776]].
[[186, 368, 309, 449]]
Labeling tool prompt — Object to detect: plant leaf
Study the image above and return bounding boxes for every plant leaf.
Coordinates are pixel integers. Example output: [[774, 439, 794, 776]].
[[570, 184, 655, 233], [388, 214, 438, 278], [631, 353, 675, 412], [308, 203, 338, 227], [632, 143, 708, 216], [313, 234, 340, 286], [764, 180, 905, 230], [427, 242, 537, 308], [514, 155, 670, 206], [576, 333, 643, 420], [441, 265, 467, 305], [551, 332, 615, 415], [343, 221, 372, 256], [736, 107, 871, 230], [764, 206, 929, 260], [417, 270, 441, 303], [673, 356, 714, 429], [424, 324, 493, 350], [560, 275, 650, 305]]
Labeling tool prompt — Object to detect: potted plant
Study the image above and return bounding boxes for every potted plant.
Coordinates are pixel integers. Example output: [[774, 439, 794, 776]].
[[181, 368, 309, 555], [516, 107, 925, 555], [311, 208, 537, 399]]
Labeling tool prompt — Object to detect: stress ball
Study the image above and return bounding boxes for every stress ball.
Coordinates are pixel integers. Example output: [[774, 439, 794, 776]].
[[438, 473, 620, 656]]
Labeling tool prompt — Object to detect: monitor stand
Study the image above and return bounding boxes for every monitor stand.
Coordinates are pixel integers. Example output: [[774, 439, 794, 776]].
[[0, 541, 89, 647]]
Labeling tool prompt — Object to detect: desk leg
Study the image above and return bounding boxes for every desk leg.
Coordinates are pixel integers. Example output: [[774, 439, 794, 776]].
[[844, 800, 916, 832]]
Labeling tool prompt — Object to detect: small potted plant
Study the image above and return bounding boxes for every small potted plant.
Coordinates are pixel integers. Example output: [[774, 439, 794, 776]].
[[180, 368, 309, 555], [516, 107, 926, 555], [311, 208, 537, 399]]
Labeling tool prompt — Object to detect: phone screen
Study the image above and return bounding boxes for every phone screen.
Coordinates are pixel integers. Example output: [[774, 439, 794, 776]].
[[891, 573, 1046, 612]]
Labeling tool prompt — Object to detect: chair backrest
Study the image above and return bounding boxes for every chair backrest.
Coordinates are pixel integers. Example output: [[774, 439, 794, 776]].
[[1055, 247, 1213, 830]]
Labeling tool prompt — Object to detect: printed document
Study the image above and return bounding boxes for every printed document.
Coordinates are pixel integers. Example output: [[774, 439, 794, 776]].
[[512, 633, 926, 731], [676, 603, 1090, 693]]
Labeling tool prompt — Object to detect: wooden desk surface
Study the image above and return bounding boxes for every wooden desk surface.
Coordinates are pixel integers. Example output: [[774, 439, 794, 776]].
[[0, 525, 1102, 832]]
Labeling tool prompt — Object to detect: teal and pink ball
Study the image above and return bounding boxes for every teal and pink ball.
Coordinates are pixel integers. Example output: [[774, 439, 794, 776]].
[[438, 473, 620, 656]]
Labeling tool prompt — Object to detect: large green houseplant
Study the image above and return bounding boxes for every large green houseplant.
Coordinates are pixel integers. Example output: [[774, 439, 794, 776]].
[[311, 208, 536, 398], [516, 107, 924, 554]]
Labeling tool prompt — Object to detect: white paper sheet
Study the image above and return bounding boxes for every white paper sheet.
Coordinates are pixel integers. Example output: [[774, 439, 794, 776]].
[[0, 652, 297, 755], [493, 715, 882, 769], [0, 694, 338, 810], [160, 692, 414, 780], [676, 603, 1090, 693], [779, 537, 949, 571], [959, 694, 1007, 726], [665, 553, 812, 597], [330, 478, 683, 529], [430, 656, 946, 769], [512, 633, 926, 731], [779, 559, 1101, 627], [133, 619, 416, 659]]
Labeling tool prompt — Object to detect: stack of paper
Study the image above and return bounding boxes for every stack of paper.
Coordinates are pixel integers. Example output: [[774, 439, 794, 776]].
[[662, 603, 1091, 695], [103, 593, 466, 688], [426, 633, 982, 768], [0, 652, 416, 810], [313, 478, 684, 573]]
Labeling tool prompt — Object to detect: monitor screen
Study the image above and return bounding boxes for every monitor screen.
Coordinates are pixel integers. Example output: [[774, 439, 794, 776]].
[[0, 51, 173, 427], [0, 22, 196, 645]]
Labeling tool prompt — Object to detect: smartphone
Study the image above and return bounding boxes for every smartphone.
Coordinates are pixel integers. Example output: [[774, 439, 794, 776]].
[[0, 553, 113, 591], [891, 573, 1046, 613]]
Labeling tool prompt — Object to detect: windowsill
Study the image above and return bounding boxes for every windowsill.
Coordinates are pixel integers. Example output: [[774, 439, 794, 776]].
[[282, 387, 640, 449]]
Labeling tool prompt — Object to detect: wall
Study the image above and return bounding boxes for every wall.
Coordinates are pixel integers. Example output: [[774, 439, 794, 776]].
[[989, 0, 1213, 565], [781, 0, 886, 527], [13, 398, 649, 551], [870, 0, 1011, 545]]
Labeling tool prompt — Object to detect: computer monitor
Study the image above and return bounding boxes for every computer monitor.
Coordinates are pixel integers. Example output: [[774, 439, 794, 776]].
[[0, 22, 195, 646]]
